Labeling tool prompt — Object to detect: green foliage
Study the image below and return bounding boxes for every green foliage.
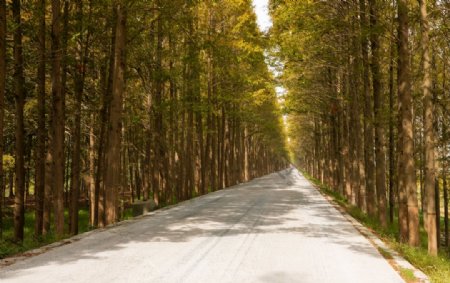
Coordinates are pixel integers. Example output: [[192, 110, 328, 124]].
[[0, 209, 91, 259], [2, 154, 14, 173], [0, 0, 289, 259], [399, 267, 416, 282]]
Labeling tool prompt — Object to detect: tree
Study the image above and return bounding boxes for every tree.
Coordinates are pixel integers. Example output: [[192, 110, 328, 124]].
[[270, 0, 450, 251], [69, 0, 90, 236], [420, 0, 437, 255], [0, 0, 5, 239], [0, 0, 289, 255], [12, 0, 26, 242], [369, 0, 387, 228], [35, 0, 46, 238], [51, 0, 65, 237], [398, 0, 420, 247], [359, 0, 377, 218], [103, 0, 126, 226]]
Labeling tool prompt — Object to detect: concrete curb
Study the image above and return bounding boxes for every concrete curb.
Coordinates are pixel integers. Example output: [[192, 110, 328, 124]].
[[309, 180, 430, 283]]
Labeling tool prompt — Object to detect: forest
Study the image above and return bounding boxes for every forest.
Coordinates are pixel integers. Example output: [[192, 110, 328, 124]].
[[1, 0, 450, 275], [0, 0, 288, 255], [270, 0, 450, 257]]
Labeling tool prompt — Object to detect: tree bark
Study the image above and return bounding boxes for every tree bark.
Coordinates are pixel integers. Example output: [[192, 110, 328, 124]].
[[50, 0, 65, 237], [369, 0, 387, 228], [359, 0, 377, 218], [443, 53, 449, 249], [388, 31, 396, 224], [89, 116, 95, 227], [398, 0, 419, 246], [12, 0, 26, 242], [0, 0, 6, 239], [34, 0, 46, 238], [103, 0, 126, 226], [419, 0, 437, 255], [96, 8, 117, 227], [70, 0, 88, 235]]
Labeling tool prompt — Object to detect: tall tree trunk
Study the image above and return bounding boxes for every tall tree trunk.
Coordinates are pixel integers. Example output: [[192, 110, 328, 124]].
[[12, 0, 26, 242], [35, 0, 46, 238], [349, 69, 361, 207], [89, 116, 95, 227], [70, 0, 87, 235], [369, 0, 387, 228], [152, 0, 164, 206], [432, 53, 440, 251], [444, 168, 448, 247], [444, 139, 448, 247], [420, 0, 437, 255], [359, 0, 377, 218], [96, 9, 117, 227], [388, 32, 396, 224], [50, 0, 65, 237], [0, 0, 6, 239], [184, 0, 199, 198], [398, 0, 419, 246], [342, 76, 351, 201], [443, 54, 449, 249], [103, 1, 126, 226]]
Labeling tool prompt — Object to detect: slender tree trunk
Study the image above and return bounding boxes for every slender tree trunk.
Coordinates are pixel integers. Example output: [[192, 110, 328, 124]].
[[359, 0, 377, 218], [432, 53, 440, 250], [419, 0, 437, 255], [443, 55, 449, 249], [337, 74, 345, 196], [444, 146, 448, 247], [444, 169, 448, 247], [369, 0, 387, 228], [103, 1, 126, 226], [96, 9, 117, 227], [89, 117, 95, 226], [43, 151, 52, 234], [184, 0, 199, 198], [0, 0, 6, 239], [61, 0, 69, 209], [12, 0, 26, 242], [50, 0, 65, 237], [70, 0, 87, 235], [314, 118, 320, 180], [349, 69, 361, 207], [388, 33, 396, 224], [34, 0, 46, 238], [152, 0, 164, 206], [342, 79, 351, 201], [398, 0, 419, 246]]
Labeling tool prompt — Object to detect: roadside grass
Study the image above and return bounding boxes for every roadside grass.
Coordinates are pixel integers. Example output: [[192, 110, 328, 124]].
[[399, 267, 417, 282], [377, 246, 394, 259], [0, 206, 135, 259], [0, 190, 200, 259], [0, 208, 91, 258], [302, 171, 450, 283]]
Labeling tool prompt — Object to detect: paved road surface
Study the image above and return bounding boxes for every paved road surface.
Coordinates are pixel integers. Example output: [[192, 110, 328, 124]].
[[0, 168, 404, 283]]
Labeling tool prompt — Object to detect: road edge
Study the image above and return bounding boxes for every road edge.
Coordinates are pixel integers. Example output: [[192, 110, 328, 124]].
[[302, 173, 430, 283], [0, 172, 273, 268]]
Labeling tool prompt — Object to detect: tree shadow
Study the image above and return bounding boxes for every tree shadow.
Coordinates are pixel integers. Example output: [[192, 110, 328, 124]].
[[0, 168, 385, 280]]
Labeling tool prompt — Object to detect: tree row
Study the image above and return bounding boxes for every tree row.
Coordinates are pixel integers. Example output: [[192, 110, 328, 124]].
[[0, 0, 288, 246], [271, 0, 449, 255]]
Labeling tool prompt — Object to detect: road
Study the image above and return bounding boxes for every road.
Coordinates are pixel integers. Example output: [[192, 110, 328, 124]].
[[0, 168, 404, 283]]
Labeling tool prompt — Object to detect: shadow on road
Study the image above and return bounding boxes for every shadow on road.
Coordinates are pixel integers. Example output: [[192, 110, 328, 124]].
[[1, 167, 381, 279]]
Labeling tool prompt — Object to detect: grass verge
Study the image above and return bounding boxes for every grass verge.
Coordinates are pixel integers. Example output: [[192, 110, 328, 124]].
[[302, 171, 450, 283], [0, 207, 135, 259]]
